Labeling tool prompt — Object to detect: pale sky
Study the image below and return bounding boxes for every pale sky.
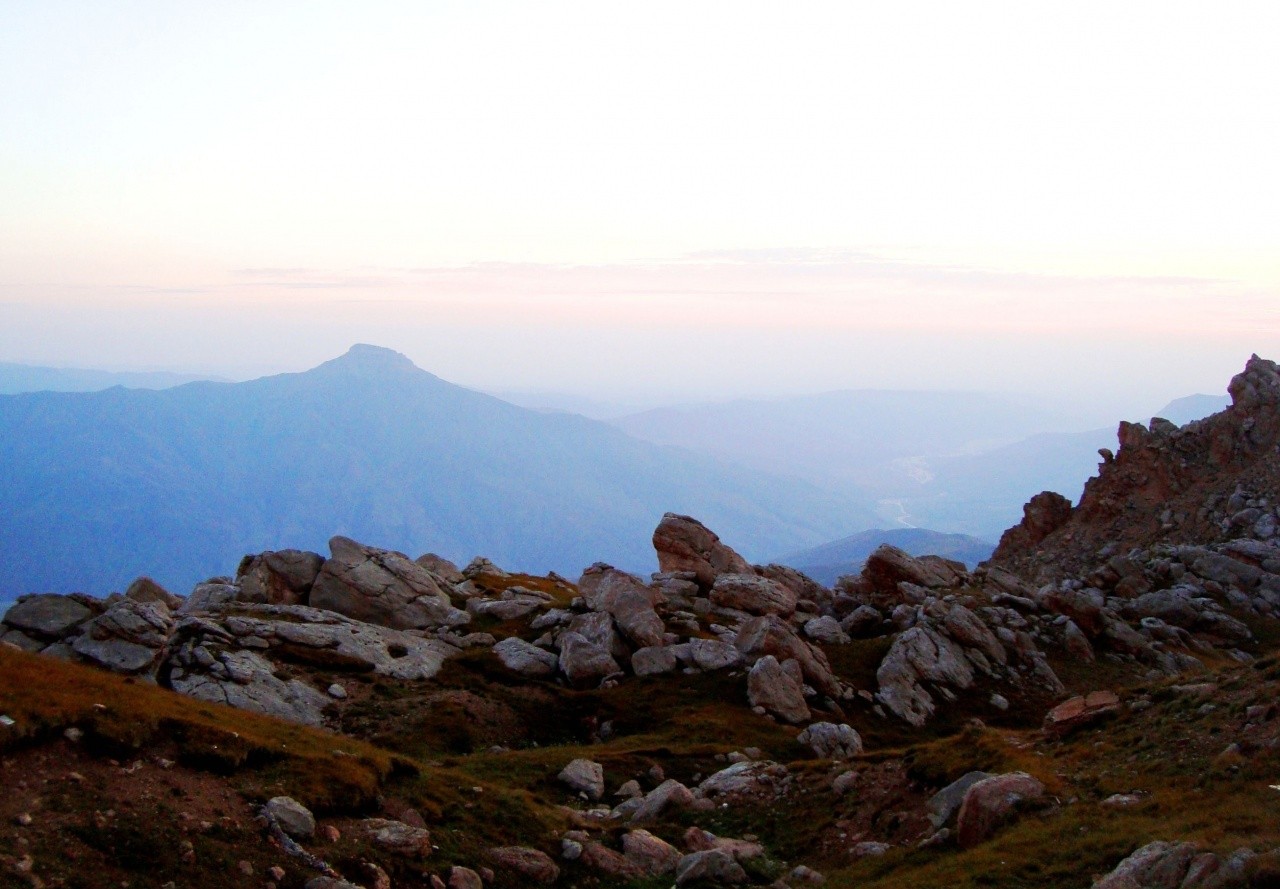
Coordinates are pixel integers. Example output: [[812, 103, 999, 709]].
[[1, 1, 1277, 413]]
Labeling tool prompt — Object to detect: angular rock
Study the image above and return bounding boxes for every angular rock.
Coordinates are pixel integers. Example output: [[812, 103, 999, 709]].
[[736, 615, 841, 698], [124, 577, 183, 610], [1043, 691, 1120, 738], [747, 655, 810, 724], [71, 599, 173, 674], [3, 595, 93, 639], [579, 841, 645, 878], [363, 818, 432, 856], [632, 645, 679, 676], [698, 761, 783, 798], [558, 758, 605, 801], [171, 649, 331, 725], [796, 722, 863, 759], [264, 796, 315, 839], [447, 867, 483, 889], [711, 573, 797, 617], [417, 553, 466, 586], [632, 779, 694, 822], [559, 632, 621, 687], [623, 829, 682, 875], [310, 536, 469, 630], [686, 638, 742, 672], [864, 545, 961, 595], [926, 771, 991, 828], [956, 772, 1046, 847], [494, 637, 558, 678], [875, 625, 975, 726], [236, 550, 324, 606], [804, 615, 850, 645], [653, 513, 754, 588], [182, 581, 239, 614], [1092, 841, 1201, 889]]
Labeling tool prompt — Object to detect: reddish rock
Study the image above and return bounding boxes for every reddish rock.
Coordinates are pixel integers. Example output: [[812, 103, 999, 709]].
[[955, 772, 1046, 847], [486, 847, 560, 884], [580, 841, 645, 878], [1043, 691, 1120, 738], [653, 513, 753, 588]]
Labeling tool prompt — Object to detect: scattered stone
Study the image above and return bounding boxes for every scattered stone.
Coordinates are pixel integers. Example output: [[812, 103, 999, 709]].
[[674, 849, 748, 886], [632, 779, 695, 822], [263, 797, 316, 840], [796, 722, 863, 760], [558, 758, 605, 801], [363, 818, 432, 856], [622, 829, 682, 875], [852, 841, 890, 857], [1043, 691, 1120, 738], [447, 866, 484, 889]]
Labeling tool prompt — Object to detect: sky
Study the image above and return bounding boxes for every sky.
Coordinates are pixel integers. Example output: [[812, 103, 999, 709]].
[[1, 1, 1277, 417]]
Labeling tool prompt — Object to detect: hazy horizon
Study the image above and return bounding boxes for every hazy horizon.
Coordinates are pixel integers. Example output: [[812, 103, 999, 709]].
[[2, 3, 1277, 415]]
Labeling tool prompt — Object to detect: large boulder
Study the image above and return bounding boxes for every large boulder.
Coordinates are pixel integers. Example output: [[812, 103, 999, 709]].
[[170, 648, 331, 726], [736, 615, 841, 698], [236, 550, 324, 605], [3, 594, 95, 639], [955, 772, 1046, 847], [263, 796, 316, 839], [576, 568, 666, 648], [559, 632, 621, 687], [875, 625, 975, 726], [863, 545, 964, 595], [675, 849, 748, 886], [747, 656, 810, 724], [124, 577, 184, 610], [558, 759, 605, 801], [493, 637, 558, 677], [309, 536, 470, 630], [653, 514, 753, 588], [1091, 841, 1201, 889], [926, 771, 992, 829], [71, 599, 174, 674], [622, 830, 682, 876], [710, 573, 797, 617], [796, 722, 863, 759]]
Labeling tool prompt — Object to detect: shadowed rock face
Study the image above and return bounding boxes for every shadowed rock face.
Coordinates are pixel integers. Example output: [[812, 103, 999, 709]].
[[991, 354, 1280, 582]]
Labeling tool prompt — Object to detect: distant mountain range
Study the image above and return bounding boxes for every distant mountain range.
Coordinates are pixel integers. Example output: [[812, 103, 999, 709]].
[[0, 345, 877, 596], [776, 527, 996, 586], [0, 361, 222, 394], [611, 390, 1234, 543]]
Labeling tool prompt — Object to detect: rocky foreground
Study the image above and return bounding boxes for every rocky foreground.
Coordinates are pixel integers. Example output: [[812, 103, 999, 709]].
[[1, 355, 1279, 889]]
